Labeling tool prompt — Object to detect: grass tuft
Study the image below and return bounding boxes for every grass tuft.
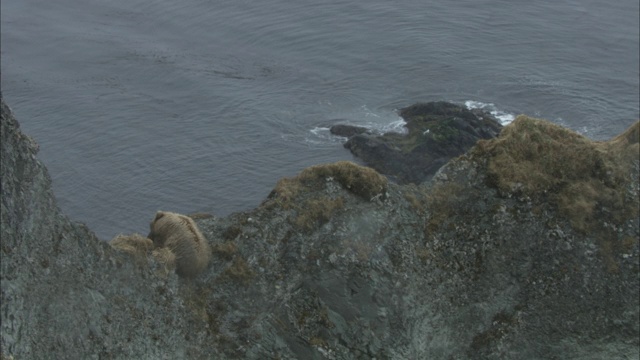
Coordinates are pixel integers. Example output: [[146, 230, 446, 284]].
[[472, 116, 639, 233], [109, 233, 154, 266], [265, 161, 386, 231], [295, 196, 345, 232], [268, 161, 387, 207], [211, 241, 238, 261], [221, 256, 254, 285]]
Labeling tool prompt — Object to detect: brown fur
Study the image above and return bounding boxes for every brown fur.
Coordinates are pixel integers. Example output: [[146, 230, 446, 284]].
[[148, 211, 211, 278]]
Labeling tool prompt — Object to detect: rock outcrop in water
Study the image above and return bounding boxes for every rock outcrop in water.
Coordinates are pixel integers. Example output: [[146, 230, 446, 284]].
[[2, 97, 639, 359], [332, 101, 503, 184]]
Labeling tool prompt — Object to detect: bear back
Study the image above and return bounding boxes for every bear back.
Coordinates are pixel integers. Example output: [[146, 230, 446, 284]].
[[148, 211, 211, 278]]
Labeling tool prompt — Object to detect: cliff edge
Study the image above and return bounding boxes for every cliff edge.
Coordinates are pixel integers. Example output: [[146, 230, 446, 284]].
[[1, 98, 638, 359], [1, 99, 224, 359]]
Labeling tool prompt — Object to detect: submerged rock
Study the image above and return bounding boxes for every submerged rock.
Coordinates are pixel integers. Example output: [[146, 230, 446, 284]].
[[2, 97, 638, 359], [340, 101, 503, 184]]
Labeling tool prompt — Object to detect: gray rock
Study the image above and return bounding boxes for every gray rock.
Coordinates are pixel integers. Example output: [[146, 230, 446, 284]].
[[2, 97, 638, 359], [329, 124, 370, 138], [1, 99, 222, 359], [342, 101, 503, 184]]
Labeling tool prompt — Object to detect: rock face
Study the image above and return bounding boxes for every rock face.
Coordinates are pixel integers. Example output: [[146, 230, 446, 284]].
[[2, 97, 639, 359], [339, 101, 503, 184], [329, 124, 370, 138], [1, 99, 224, 359]]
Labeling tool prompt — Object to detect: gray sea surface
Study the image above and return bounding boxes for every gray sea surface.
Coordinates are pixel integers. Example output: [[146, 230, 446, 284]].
[[2, 0, 639, 239]]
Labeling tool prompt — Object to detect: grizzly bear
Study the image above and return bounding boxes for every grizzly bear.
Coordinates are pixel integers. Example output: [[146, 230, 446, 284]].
[[147, 211, 211, 278]]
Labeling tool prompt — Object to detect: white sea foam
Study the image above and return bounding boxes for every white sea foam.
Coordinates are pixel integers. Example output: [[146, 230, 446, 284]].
[[306, 105, 408, 145], [379, 116, 408, 135], [305, 126, 347, 145], [345, 105, 408, 135], [308, 102, 514, 145], [305, 100, 515, 145], [464, 100, 515, 125]]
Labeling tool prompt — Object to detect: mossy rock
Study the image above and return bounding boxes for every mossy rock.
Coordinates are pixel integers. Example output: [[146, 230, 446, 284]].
[[267, 161, 388, 207], [473, 116, 639, 233]]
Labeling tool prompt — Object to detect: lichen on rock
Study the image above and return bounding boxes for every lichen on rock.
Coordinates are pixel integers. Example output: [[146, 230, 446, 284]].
[[473, 115, 639, 234], [2, 96, 638, 359]]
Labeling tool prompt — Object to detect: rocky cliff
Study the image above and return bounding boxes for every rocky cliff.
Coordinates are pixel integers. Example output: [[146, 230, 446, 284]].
[[1, 97, 639, 359]]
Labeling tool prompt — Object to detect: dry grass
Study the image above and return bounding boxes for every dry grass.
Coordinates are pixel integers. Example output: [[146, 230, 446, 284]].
[[211, 241, 238, 261], [416, 246, 430, 262], [295, 196, 345, 232], [109, 233, 154, 266], [265, 161, 385, 231], [424, 182, 466, 233], [404, 192, 425, 213], [221, 256, 254, 284], [151, 247, 177, 276], [473, 116, 639, 233], [222, 225, 243, 241], [347, 239, 374, 262], [309, 337, 328, 347], [402, 184, 429, 215], [181, 285, 214, 326], [110, 233, 179, 275], [622, 236, 638, 252], [269, 176, 304, 210], [268, 161, 387, 208]]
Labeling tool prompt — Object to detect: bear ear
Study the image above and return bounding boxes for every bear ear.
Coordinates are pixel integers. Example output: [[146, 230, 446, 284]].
[[154, 211, 166, 221]]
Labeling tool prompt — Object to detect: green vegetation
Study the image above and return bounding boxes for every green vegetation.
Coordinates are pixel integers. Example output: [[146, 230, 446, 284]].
[[473, 116, 639, 234], [367, 118, 461, 155], [428, 120, 461, 143], [396, 101, 498, 152]]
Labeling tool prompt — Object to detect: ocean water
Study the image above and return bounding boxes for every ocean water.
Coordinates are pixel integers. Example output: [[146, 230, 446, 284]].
[[2, 0, 638, 240]]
